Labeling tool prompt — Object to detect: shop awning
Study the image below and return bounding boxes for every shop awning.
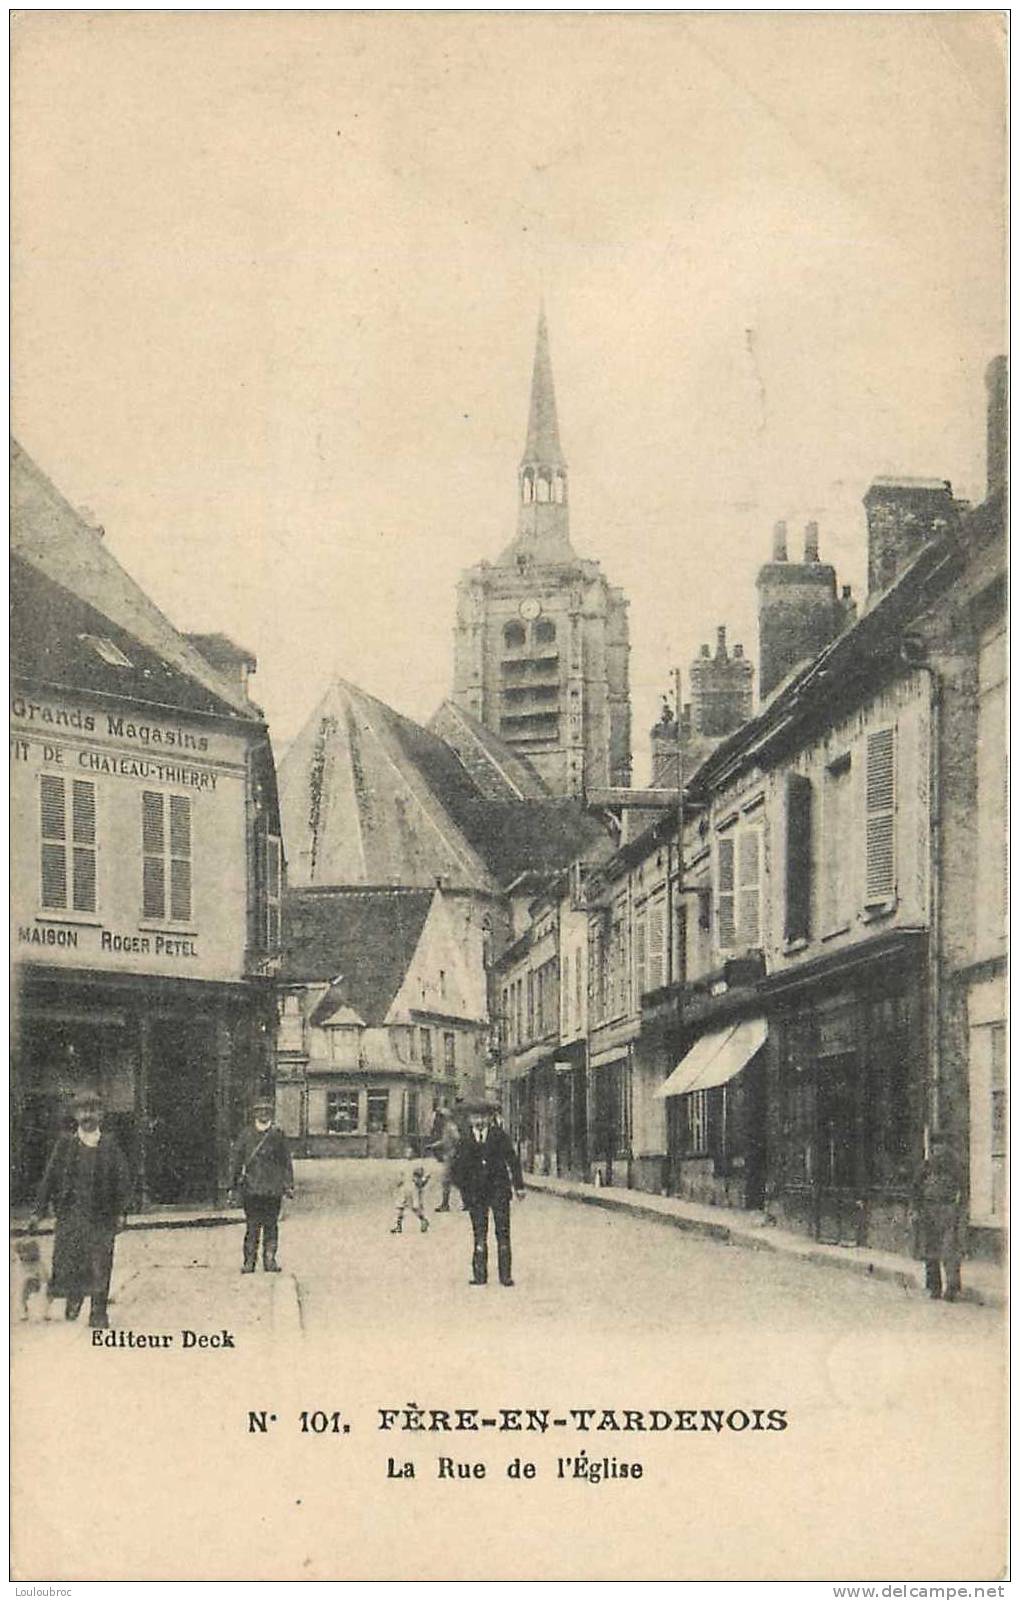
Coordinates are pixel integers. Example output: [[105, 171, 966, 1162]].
[[655, 1016, 767, 1099]]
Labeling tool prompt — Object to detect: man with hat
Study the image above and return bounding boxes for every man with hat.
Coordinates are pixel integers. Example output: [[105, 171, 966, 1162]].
[[910, 1129, 966, 1302], [28, 1089, 132, 1329], [450, 1098, 525, 1287], [229, 1095, 295, 1274]]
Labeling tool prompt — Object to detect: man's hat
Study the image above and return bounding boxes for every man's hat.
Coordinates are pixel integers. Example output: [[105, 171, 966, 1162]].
[[253, 1095, 275, 1113], [462, 1096, 498, 1115], [72, 1089, 103, 1113]]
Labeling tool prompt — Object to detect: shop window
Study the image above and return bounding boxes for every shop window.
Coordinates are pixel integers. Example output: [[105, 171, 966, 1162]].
[[367, 1092, 389, 1133], [40, 775, 97, 913], [864, 726, 896, 904], [142, 791, 192, 921], [687, 1089, 709, 1155], [326, 1090, 359, 1134], [443, 1031, 456, 1077], [419, 1027, 434, 1069]]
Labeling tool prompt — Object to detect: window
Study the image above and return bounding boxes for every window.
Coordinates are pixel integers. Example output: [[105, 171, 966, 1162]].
[[443, 1031, 456, 1077], [142, 791, 192, 921], [634, 907, 647, 1001], [688, 1090, 709, 1155], [526, 971, 535, 1039], [409, 1026, 418, 1062], [278, 993, 304, 1053], [574, 948, 583, 1026], [785, 774, 813, 943], [329, 1027, 359, 1065], [864, 727, 896, 904], [419, 1028, 434, 1069], [40, 775, 96, 913], [79, 633, 133, 669], [822, 756, 853, 933], [503, 621, 526, 649], [367, 1092, 389, 1133], [406, 1091, 419, 1135], [326, 1090, 358, 1134], [534, 619, 556, 646]]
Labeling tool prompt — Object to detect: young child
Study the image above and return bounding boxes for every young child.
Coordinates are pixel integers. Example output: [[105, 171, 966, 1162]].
[[391, 1147, 430, 1234]]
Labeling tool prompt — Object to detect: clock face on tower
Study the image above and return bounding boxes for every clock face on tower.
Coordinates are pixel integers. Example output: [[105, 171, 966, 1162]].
[[519, 598, 542, 621]]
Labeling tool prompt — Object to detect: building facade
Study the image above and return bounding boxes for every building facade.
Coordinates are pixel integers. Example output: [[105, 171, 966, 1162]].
[[11, 442, 282, 1205], [451, 310, 632, 797]]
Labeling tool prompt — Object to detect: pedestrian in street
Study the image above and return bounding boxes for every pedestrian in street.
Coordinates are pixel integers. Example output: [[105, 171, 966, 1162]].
[[391, 1147, 430, 1234], [450, 1098, 525, 1288], [430, 1109, 461, 1212], [230, 1096, 294, 1274], [910, 1130, 966, 1302], [28, 1090, 132, 1330]]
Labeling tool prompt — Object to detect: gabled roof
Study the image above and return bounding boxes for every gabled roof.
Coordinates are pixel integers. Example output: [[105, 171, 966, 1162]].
[[11, 440, 260, 722], [281, 886, 434, 1027], [279, 677, 606, 891]]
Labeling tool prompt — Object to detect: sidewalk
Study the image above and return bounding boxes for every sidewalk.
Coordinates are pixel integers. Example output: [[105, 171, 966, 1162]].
[[11, 1202, 243, 1236], [525, 1172, 1006, 1308]]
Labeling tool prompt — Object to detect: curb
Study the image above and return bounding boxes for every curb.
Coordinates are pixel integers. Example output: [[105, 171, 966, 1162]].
[[11, 1214, 243, 1239], [524, 1179, 1001, 1307]]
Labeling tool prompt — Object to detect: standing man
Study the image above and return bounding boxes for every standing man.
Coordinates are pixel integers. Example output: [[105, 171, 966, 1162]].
[[431, 1108, 460, 1213], [28, 1089, 132, 1329], [910, 1130, 966, 1302], [450, 1098, 525, 1287], [230, 1096, 294, 1274]]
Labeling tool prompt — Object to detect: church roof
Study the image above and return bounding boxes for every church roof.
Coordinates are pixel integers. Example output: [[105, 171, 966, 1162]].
[[427, 700, 550, 799], [522, 306, 566, 468], [281, 886, 434, 1026], [278, 677, 606, 892], [10, 439, 259, 723]]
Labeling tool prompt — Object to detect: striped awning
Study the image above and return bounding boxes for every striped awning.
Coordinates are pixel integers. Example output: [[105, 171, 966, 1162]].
[[655, 1016, 767, 1099]]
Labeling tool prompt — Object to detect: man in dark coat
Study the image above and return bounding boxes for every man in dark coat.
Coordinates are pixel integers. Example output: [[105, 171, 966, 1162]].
[[450, 1098, 525, 1287], [29, 1090, 132, 1329], [230, 1096, 294, 1274], [910, 1130, 966, 1301]]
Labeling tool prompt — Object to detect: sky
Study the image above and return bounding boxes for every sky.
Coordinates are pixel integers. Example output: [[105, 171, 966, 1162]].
[[11, 12, 1006, 780]]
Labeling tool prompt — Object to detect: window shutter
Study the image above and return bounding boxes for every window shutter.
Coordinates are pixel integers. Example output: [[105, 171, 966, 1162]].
[[70, 781, 97, 913], [865, 727, 896, 902], [634, 910, 647, 1001], [40, 776, 67, 908], [648, 893, 665, 987], [169, 794, 191, 858], [170, 858, 192, 921], [142, 791, 165, 918], [142, 791, 164, 855], [717, 836, 736, 949], [785, 775, 813, 941], [738, 829, 761, 946]]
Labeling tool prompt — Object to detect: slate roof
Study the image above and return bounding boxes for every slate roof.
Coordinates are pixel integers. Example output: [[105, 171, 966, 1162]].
[[280, 886, 434, 1027], [428, 700, 549, 800], [11, 440, 258, 722], [279, 677, 606, 892], [521, 306, 566, 469]]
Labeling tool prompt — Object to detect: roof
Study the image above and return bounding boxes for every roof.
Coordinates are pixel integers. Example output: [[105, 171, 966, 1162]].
[[279, 677, 606, 892], [281, 886, 434, 1026], [428, 700, 550, 800], [11, 440, 259, 722]]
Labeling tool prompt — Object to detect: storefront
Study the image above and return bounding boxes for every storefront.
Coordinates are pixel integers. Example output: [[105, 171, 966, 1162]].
[[763, 934, 926, 1251], [659, 1014, 767, 1210]]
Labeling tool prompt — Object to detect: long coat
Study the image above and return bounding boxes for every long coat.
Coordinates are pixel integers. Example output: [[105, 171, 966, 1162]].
[[230, 1125, 294, 1200], [910, 1152, 965, 1263], [450, 1123, 524, 1208], [35, 1132, 132, 1300]]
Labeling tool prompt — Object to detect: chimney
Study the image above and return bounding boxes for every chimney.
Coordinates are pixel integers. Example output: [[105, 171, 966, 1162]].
[[986, 355, 1008, 500], [689, 626, 754, 739], [862, 478, 957, 597], [650, 700, 682, 790], [756, 523, 839, 700]]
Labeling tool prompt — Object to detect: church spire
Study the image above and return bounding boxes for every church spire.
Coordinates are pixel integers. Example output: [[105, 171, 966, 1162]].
[[521, 305, 566, 469], [499, 307, 573, 566]]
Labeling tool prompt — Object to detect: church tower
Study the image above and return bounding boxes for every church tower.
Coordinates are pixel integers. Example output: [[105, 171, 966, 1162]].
[[450, 310, 631, 798]]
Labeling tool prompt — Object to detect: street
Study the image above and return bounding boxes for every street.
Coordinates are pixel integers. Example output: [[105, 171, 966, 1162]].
[[12, 1159, 1007, 1581]]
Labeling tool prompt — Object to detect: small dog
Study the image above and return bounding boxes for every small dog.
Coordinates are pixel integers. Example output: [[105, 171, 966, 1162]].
[[13, 1237, 53, 1321]]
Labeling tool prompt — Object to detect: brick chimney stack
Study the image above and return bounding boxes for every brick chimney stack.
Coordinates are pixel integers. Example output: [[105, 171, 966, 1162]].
[[986, 355, 1008, 500], [756, 522, 840, 701], [862, 478, 957, 597]]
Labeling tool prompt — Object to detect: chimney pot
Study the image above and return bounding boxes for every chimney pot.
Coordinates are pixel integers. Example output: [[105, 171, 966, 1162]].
[[804, 521, 820, 561], [700, 643, 710, 657], [716, 625, 727, 658], [733, 642, 744, 658], [842, 584, 852, 599], [772, 519, 788, 562]]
